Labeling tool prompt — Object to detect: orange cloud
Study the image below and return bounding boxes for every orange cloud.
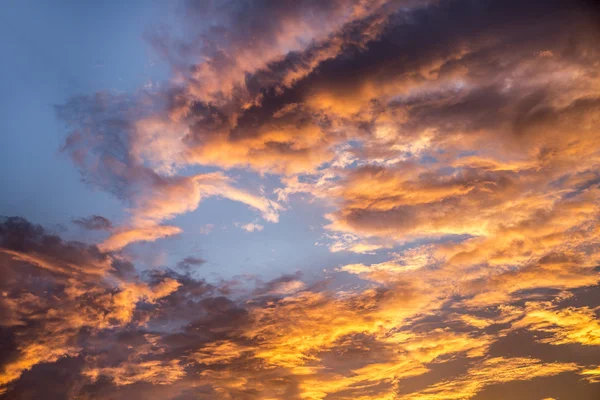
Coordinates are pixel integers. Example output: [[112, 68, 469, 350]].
[[99, 225, 183, 252], [397, 357, 580, 400], [511, 302, 600, 346], [84, 360, 186, 386]]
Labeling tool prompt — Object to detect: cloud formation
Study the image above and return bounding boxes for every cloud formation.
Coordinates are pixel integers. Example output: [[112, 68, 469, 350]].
[[1, 215, 600, 398], [3, 0, 600, 398]]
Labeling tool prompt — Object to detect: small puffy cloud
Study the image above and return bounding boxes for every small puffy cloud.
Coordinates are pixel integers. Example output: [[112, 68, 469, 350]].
[[199, 223, 214, 235], [239, 222, 264, 233]]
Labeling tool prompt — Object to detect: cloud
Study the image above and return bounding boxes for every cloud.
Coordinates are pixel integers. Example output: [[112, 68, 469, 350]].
[[99, 225, 182, 252], [3, 217, 600, 399], [176, 256, 206, 273], [581, 366, 600, 383], [239, 222, 264, 233], [0, 218, 180, 393], [397, 357, 581, 400], [340, 245, 435, 282], [57, 0, 600, 254], [11, 0, 600, 398], [72, 215, 113, 230], [199, 223, 214, 235], [83, 360, 186, 386], [511, 302, 600, 346], [58, 96, 283, 250]]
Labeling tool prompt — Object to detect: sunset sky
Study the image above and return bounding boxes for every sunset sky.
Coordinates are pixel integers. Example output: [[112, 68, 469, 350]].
[[1, 0, 600, 398]]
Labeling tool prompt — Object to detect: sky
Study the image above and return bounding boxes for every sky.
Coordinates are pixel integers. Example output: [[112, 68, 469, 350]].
[[0, 0, 599, 398]]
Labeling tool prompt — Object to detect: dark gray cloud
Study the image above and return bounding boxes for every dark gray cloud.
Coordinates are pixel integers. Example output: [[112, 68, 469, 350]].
[[73, 215, 113, 231], [176, 256, 206, 269]]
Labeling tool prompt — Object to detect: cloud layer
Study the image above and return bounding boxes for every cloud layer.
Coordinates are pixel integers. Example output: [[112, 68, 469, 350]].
[[2, 0, 600, 398]]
